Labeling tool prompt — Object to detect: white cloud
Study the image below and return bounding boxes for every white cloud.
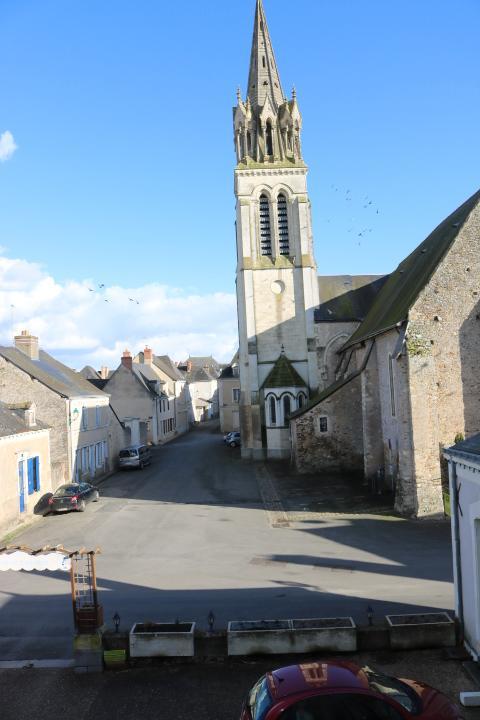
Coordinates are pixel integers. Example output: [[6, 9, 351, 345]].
[[0, 250, 238, 370], [0, 131, 17, 162]]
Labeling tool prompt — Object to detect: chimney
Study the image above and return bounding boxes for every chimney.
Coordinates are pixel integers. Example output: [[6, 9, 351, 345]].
[[100, 366, 109, 379], [121, 349, 133, 371], [187, 360, 192, 373], [144, 346, 153, 365], [15, 330, 39, 361]]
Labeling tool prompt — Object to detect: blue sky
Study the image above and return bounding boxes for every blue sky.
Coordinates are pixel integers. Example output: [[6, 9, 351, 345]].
[[0, 0, 479, 365]]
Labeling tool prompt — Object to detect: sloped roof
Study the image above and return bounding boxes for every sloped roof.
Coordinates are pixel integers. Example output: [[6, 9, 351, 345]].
[[0, 400, 49, 438], [188, 367, 216, 383], [154, 355, 185, 381], [343, 189, 480, 350], [79, 365, 101, 380], [290, 341, 374, 419], [0, 347, 108, 399], [316, 275, 388, 323], [262, 354, 306, 389], [445, 434, 480, 458]]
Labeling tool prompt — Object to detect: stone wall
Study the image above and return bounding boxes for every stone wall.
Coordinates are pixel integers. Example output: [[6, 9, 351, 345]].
[[291, 375, 364, 474], [0, 356, 69, 483], [405, 202, 480, 516]]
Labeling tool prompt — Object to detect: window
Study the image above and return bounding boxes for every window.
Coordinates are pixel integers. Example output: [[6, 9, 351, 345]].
[[27, 456, 40, 494], [319, 416, 328, 433], [389, 355, 396, 417], [81, 446, 89, 473], [265, 121, 273, 156], [103, 440, 108, 460], [283, 395, 292, 420], [283, 693, 404, 720], [259, 194, 272, 256], [277, 194, 290, 255], [268, 395, 277, 426], [95, 406, 101, 428], [298, 392, 306, 409], [262, 55, 266, 68], [81, 407, 88, 431], [95, 442, 103, 468], [233, 388, 240, 403]]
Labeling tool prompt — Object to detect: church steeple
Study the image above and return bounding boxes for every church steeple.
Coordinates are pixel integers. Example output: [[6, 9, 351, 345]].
[[247, 0, 284, 111], [233, 0, 304, 166]]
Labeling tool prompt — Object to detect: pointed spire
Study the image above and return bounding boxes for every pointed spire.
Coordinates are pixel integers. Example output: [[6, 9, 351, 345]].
[[247, 0, 284, 111]]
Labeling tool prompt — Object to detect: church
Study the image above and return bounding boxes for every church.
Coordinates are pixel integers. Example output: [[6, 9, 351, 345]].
[[234, 0, 480, 517]]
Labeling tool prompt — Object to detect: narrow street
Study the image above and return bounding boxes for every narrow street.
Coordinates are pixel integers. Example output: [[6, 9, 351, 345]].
[[0, 426, 454, 661]]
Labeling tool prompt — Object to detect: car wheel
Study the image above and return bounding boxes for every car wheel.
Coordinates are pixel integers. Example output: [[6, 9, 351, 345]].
[[140, 461, 145, 470], [230, 441, 237, 447], [77, 500, 86, 512]]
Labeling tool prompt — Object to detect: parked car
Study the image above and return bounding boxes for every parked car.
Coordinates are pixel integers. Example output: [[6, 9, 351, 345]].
[[223, 431, 234, 443], [226, 432, 241, 448], [239, 661, 463, 720], [118, 444, 152, 470], [48, 483, 99, 513]]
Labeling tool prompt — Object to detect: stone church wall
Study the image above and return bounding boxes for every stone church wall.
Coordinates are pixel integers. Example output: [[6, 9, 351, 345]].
[[291, 375, 364, 474], [405, 203, 480, 516]]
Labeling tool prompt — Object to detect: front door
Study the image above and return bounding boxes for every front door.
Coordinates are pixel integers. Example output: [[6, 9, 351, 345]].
[[18, 462, 25, 513]]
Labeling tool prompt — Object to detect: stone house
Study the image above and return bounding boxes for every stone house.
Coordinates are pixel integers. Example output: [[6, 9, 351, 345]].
[[98, 349, 172, 446], [134, 347, 190, 439], [0, 331, 118, 488], [444, 435, 480, 659], [218, 355, 241, 433], [291, 190, 480, 517], [0, 400, 52, 537], [182, 357, 221, 423]]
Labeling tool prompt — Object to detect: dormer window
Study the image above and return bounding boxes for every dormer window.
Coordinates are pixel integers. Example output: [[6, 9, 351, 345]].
[[277, 194, 290, 255], [259, 194, 272, 256]]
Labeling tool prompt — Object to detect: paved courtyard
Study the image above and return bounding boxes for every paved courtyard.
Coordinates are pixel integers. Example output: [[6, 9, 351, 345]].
[[0, 425, 454, 660]]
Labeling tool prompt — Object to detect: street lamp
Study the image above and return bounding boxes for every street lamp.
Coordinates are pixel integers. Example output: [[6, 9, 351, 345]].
[[367, 606, 374, 626], [113, 611, 120, 633], [208, 610, 215, 633]]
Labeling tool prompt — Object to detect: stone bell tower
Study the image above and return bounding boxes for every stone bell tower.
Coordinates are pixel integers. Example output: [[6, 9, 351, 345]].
[[234, 0, 319, 459]]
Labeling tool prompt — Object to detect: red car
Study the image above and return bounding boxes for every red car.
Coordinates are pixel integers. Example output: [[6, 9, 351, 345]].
[[240, 660, 463, 719]]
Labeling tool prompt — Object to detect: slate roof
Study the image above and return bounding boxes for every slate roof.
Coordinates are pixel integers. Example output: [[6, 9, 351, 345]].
[[153, 355, 185, 381], [79, 365, 101, 380], [445, 434, 480, 458], [0, 400, 49, 438], [316, 275, 388, 323], [188, 367, 216, 383], [0, 347, 109, 399], [261, 354, 306, 389], [343, 189, 480, 350]]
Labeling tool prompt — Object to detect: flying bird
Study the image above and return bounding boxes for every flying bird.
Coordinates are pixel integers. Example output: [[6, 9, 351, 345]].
[[99, 283, 105, 288], [88, 288, 94, 292]]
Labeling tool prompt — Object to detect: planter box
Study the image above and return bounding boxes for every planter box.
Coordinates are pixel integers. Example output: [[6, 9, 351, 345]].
[[386, 613, 455, 650], [129, 622, 195, 658], [227, 617, 356, 656]]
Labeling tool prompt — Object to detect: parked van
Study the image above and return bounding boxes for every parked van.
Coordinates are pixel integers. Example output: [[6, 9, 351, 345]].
[[118, 444, 152, 470]]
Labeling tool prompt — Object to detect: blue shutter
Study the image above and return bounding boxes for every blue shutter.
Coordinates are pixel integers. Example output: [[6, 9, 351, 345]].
[[34, 456, 40, 491], [27, 458, 35, 495]]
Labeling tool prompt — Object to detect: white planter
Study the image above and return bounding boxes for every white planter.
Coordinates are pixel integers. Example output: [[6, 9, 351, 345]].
[[227, 617, 356, 656], [386, 613, 455, 650], [129, 622, 195, 657]]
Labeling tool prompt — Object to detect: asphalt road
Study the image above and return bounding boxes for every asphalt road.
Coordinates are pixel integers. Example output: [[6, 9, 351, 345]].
[[0, 426, 454, 660]]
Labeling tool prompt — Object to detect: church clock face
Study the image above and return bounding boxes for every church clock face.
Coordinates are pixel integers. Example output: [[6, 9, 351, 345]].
[[271, 280, 285, 295]]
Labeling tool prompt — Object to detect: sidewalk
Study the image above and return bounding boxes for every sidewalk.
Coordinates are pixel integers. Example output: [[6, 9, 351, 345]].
[[0, 649, 478, 720]]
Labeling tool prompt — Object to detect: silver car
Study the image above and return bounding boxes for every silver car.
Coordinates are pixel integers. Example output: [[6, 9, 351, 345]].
[[118, 444, 152, 470]]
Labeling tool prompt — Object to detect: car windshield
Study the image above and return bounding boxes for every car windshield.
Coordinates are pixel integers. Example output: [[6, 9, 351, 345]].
[[54, 485, 79, 497], [119, 449, 138, 458], [248, 676, 273, 720], [362, 666, 420, 713]]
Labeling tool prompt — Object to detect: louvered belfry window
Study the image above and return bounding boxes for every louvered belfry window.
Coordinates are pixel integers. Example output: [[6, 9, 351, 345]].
[[259, 194, 272, 256], [277, 194, 290, 255]]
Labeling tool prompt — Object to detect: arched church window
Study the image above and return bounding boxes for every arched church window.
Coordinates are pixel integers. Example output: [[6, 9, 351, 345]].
[[247, 131, 252, 155], [298, 392, 306, 409], [269, 395, 277, 425], [277, 194, 290, 255], [266, 121, 273, 156], [283, 394, 292, 420], [259, 194, 272, 256]]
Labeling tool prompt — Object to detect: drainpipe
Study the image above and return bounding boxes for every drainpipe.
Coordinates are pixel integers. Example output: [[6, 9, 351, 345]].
[[449, 458, 464, 637]]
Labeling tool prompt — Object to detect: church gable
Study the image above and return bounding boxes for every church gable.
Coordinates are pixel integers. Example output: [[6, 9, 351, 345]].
[[343, 189, 480, 351]]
